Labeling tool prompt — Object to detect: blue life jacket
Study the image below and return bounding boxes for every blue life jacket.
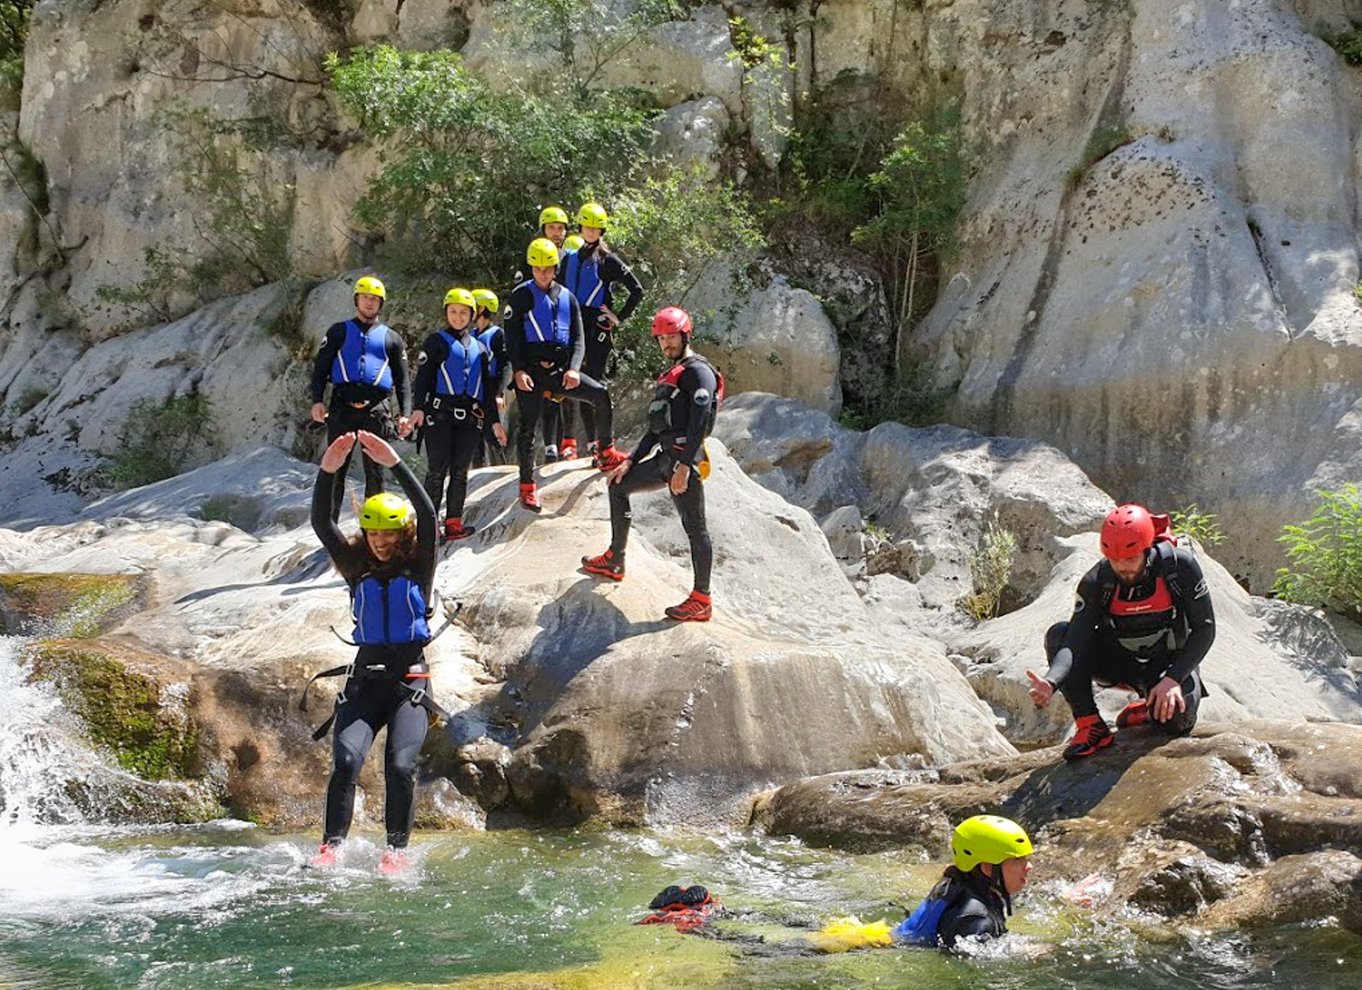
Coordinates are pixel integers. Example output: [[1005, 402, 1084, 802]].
[[434, 330, 487, 403], [891, 891, 951, 947], [563, 249, 607, 310], [478, 325, 503, 378], [523, 283, 572, 348], [351, 574, 431, 646], [330, 321, 394, 389]]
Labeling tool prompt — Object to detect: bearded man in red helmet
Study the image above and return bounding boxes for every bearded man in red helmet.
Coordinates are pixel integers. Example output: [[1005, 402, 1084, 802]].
[[1025, 503, 1216, 760], [580, 306, 722, 622]]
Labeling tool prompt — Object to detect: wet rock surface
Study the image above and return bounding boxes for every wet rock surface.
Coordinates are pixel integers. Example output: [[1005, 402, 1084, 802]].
[[757, 720, 1362, 930]]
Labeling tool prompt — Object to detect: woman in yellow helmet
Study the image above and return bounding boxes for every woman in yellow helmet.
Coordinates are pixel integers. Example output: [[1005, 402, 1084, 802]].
[[893, 815, 1034, 951], [309, 429, 438, 875], [409, 288, 506, 541]]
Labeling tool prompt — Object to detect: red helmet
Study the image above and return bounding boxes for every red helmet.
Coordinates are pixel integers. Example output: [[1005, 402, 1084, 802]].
[[1100, 503, 1156, 559], [651, 306, 692, 337]]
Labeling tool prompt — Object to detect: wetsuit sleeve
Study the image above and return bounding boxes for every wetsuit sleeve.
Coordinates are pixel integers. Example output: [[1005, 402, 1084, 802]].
[[1044, 566, 1104, 687], [505, 287, 530, 374], [481, 339, 498, 406], [310, 323, 346, 403], [388, 329, 412, 416], [311, 468, 349, 560], [493, 329, 512, 394], [410, 332, 445, 411], [1166, 550, 1215, 683], [604, 255, 644, 322], [567, 291, 585, 371], [392, 459, 437, 597], [675, 361, 718, 467]]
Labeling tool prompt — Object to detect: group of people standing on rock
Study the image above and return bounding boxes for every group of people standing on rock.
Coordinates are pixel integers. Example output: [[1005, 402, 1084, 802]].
[[304, 201, 723, 873], [300, 204, 1218, 954]]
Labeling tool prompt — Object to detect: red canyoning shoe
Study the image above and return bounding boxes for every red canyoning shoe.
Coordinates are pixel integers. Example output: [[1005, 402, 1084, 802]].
[[664, 591, 712, 622], [378, 848, 410, 876], [442, 517, 474, 542], [594, 444, 629, 472], [309, 842, 340, 869], [1062, 714, 1114, 761], [560, 439, 579, 461], [1116, 698, 1150, 729], [519, 482, 542, 512], [581, 548, 625, 580]]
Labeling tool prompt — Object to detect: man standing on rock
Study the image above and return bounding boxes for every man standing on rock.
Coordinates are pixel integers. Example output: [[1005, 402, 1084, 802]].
[[1026, 503, 1216, 759], [581, 306, 720, 622], [309, 276, 412, 521], [506, 238, 627, 511]]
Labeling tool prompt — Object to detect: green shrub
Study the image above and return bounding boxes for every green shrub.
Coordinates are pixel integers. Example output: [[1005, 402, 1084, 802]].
[[327, 45, 654, 279], [108, 393, 221, 490], [1320, 22, 1362, 66], [962, 517, 1018, 621], [1169, 503, 1225, 547], [1273, 485, 1362, 619], [197, 495, 263, 532], [0, 1, 31, 88]]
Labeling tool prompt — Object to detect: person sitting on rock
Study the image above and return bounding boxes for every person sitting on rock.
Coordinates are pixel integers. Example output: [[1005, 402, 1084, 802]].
[[1027, 503, 1216, 760], [409, 288, 506, 541], [581, 306, 720, 622], [309, 275, 412, 522], [555, 201, 644, 463], [309, 430, 437, 875], [891, 815, 1034, 952], [506, 237, 628, 512], [472, 287, 511, 467]]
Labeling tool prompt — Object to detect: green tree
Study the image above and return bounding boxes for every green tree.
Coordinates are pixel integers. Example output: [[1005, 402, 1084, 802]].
[[1273, 485, 1362, 619], [327, 45, 654, 278], [851, 111, 966, 363], [0, 1, 32, 88]]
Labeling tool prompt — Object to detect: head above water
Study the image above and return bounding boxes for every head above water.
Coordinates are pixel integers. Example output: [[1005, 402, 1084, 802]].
[[951, 815, 1033, 895]]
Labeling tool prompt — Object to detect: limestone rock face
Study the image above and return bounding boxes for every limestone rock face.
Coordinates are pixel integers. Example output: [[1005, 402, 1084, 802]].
[[755, 720, 1362, 930], [899, 0, 1362, 587], [647, 97, 731, 179], [687, 277, 843, 415], [0, 285, 303, 530]]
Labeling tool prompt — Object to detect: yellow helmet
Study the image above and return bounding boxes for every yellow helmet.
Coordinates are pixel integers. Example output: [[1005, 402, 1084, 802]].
[[951, 816, 1034, 872], [472, 288, 500, 315], [359, 492, 413, 531], [527, 237, 560, 268], [538, 205, 569, 227], [443, 287, 476, 310], [577, 202, 608, 229], [353, 275, 386, 301], [563, 234, 585, 252]]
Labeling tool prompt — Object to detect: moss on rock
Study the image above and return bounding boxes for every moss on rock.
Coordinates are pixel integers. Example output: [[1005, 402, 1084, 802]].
[[0, 572, 139, 637], [26, 640, 198, 781]]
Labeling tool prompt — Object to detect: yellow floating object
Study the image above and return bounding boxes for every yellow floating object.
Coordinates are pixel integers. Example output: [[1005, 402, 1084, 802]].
[[807, 916, 894, 953]]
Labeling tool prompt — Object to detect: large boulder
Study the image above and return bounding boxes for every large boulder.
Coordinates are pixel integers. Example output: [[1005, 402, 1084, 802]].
[[755, 720, 1362, 930], [688, 276, 843, 415], [0, 441, 1014, 827], [713, 392, 1111, 610]]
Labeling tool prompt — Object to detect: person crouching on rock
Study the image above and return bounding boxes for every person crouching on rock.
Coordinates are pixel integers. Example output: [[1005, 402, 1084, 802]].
[[310, 430, 437, 874], [891, 815, 1034, 952], [506, 237, 628, 512], [409, 288, 505, 542], [1026, 503, 1216, 760], [581, 306, 721, 622]]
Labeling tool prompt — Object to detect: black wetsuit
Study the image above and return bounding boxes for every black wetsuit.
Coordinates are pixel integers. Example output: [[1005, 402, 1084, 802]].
[[555, 241, 643, 446], [1042, 544, 1215, 733], [608, 353, 718, 593], [310, 319, 412, 520], [505, 279, 614, 482], [411, 328, 499, 521], [473, 322, 512, 467], [935, 871, 1010, 951], [311, 460, 436, 849]]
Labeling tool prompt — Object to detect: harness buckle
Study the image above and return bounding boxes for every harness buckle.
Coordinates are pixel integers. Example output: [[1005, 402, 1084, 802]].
[[597, 331, 609, 343], [452, 407, 467, 421], [407, 687, 427, 707]]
